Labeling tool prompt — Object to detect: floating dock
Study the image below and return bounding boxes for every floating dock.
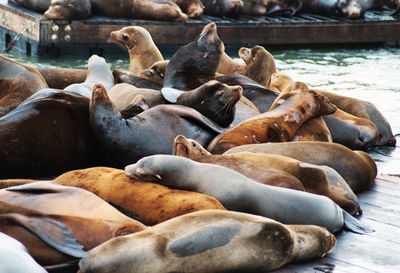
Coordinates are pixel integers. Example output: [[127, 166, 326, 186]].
[[1, 0, 400, 55]]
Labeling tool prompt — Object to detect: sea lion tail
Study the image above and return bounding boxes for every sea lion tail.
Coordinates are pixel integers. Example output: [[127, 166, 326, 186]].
[[343, 211, 374, 234]]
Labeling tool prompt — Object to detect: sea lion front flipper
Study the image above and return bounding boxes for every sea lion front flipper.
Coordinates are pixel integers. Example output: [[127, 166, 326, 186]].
[[120, 95, 150, 119], [6, 181, 65, 194], [161, 87, 186, 103], [1, 213, 86, 258], [342, 211, 374, 234]]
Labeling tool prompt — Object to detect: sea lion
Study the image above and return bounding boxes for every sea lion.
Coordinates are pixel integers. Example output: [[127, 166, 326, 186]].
[[238, 45, 277, 88], [174, 135, 306, 191], [90, 84, 224, 167], [174, 135, 360, 215], [64, 54, 114, 98], [0, 54, 48, 116], [170, 0, 204, 17], [0, 232, 47, 273], [13, 0, 51, 12], [266, 0, 302, 16], [110, 26, 164, 75], [269, 72, 294, 93], [0, 90, 97, 179], [36, 67, 87, 89], [224, 141, 377, 193], [140, 60, 169, 85], [53, 167, 225, 225], [44, 0, 188, 21], [240, 0, 276, 15], [301, 0, 363, 18], [318, 90, 396, 146], [162, 22, 224, 102], [216, 52, 246, 75], [202, 0, 243, 16], [112, 69, 163, 90], [125, 155, 372, 233], [207, 90, 337, 154], [78, 210, 336, 273], [217, 73, 279, 113]]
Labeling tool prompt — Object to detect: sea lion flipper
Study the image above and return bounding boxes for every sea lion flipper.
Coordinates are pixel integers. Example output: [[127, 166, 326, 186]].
[[3, 213, 86, 258], [120, 95, 149, 119], [161, 87, 186, 103], [343, 211, 374, 234], [177, 107, 226, 134], [6, 181, 64, 193]]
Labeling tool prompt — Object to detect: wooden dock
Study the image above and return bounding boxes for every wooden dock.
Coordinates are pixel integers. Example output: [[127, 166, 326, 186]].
[[1, 0, 400, 55]]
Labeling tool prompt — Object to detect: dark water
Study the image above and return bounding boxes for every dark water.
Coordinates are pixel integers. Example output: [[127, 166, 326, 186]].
[[3, 46, 400, 174]]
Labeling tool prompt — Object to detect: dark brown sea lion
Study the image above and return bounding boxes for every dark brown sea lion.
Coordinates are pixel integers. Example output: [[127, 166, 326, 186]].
[[240, 0, 277, 15], [53, 167, 225, 225], [302, 0, 363, 19], [78, 210, 336, 273], [110, 26, 164, 75], [44, 0, 188, 21], [224, 141, 377, 193], [171, 0, 205, 17], [266, 0, 302, 16], [238, 45, 277, 88], [0, 90, 96, 179], [207, 90, 337, 154], [90, 84, 224, 167], [0, 54, 48, 116], [174, 135, 360, 215], [125, 155, 372, 233], [174, 135, 305, 190], [64, 54, 114, 98], [162, 23, 224, 102], [216, 73, 279, 113], [113, 69, 163, 90], [13, 0, 51, 12], [202, 0, 243, 16], [318, 90, 396, 147], [139, 60, 169, 85], [36, 67, 87, 89]]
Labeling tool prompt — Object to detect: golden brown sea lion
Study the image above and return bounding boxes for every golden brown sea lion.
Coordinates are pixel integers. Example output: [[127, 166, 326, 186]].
[[170, 0, 204, 17], [36, 67, 87, 89], [207, 90, 337, 154], [139, 60, 168, 85], [110, 26, 164, 75], [269, 72, 294, 93], [216, 52, 246, 75], [0, 54, 48, 116], [78, 210, 336, 273], [174, 135, 360, 215], [224, 141, 377, 193]]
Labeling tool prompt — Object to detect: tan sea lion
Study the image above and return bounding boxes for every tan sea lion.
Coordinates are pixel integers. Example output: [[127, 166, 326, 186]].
[[238, 45, 277, 88], [174, 135, 360, 215], [36, 67, 87, 89], [0, 54, 48, 116], [174, 135, 305, 191], [224, 141, 377, 193], [170, 0, 204, 17], [216, 52, 246, 75], [125, 155, 372, 233], [207, 90, 337, 154], [110, 26, 164, 75], [269, 72, 294, 93], [78, 210, 336, 273], [140, 60, 168, 85]]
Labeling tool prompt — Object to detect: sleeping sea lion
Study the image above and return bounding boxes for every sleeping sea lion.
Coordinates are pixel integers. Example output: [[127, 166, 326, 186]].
[[112, 69, 163, 90], [110, 26, 164, 75], [125, 155, 372, 233], [202, 0, 243, 16], [0, 54, 48, 116], [216, 52, 246, 75], [90, 84, 224, 167], [170, 0, 205, 17], [174, 135, 360, 215], [302, 0, 363, 18], [36, 67, 87, 89], [78, 210, 336, 273], [139, 60, 169, 85], [224, 141, 377, 193], [207, 90, 337, 154]]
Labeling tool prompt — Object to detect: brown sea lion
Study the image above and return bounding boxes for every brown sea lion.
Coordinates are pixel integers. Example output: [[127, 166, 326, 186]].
[[318, 90, 396, 147], [171, 0, 205, 17], [90, 84, 224, 167], [239, 45, 277, 88], [112, 69, 163, 90], [0, 54, 48, 116], [125, 155, 372, 233], [53, 167, 225, 225], [0, 90, 97, 179], [36, 67, 87, 89], [202, 0, 243, 16], [162, 23, 224, 102], [78, 210, 336, 273], [140, 60, 169, 85], [216, 52, 246, 75], [216, 73, 279, 113], [174, 135, 360, 215], [302, 0, 363, 18], [240, 0, 277, 15], [266, 0, 302, 16], [174, 135, 305, 190], [269, 72, 294, 93], [13, 0, 51, 12], [44, 0, 188, 21], [110, 26, 164, 75], [207, 90, 337, 154], [224, 141, 377, 193]]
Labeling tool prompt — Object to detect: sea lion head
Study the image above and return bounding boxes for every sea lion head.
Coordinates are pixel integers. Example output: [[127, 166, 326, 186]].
[[173, 135, 212, 158], [44, 0, 91, 20], [308, 90, 337, 116], [140, 60, 167, 85], [336, 0, 362, 19], [124, 156, 168, 183], [86, 55, 112, 80], [110, 26, 153, 53], [186, 0, 205, 18], [177, 80, 243, 127]]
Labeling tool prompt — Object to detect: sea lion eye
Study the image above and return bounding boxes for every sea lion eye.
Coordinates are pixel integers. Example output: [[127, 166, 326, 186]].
[[325, 97, 330, 102], [122, 34, 129, 41], [191, 142, 197, 147]]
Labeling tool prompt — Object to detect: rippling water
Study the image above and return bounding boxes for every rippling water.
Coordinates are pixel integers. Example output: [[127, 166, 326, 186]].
[[3, 45, 400, 174]]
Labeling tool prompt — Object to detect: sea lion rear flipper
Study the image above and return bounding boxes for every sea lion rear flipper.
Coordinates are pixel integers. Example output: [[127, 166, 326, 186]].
[[6, 181, 64, 194], [2, 213, 86, 258], [161, 87, 186, 103], [343, 211, 374, 234]]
